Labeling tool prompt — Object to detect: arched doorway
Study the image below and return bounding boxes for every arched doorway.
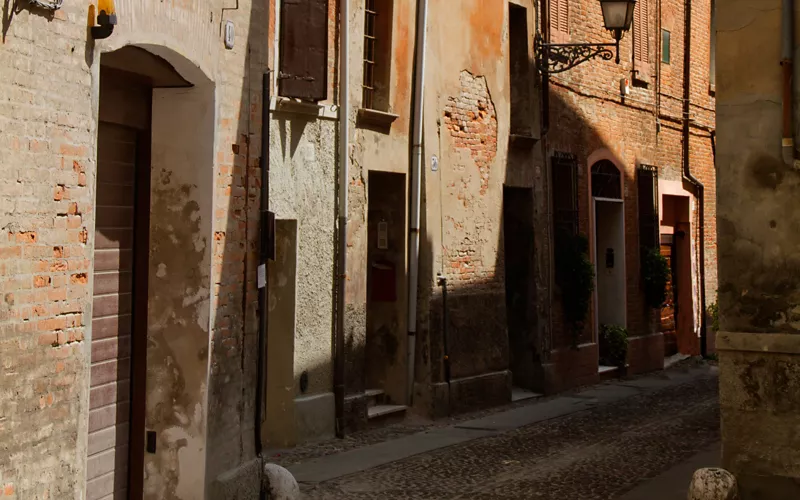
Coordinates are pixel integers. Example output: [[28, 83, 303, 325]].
[[87, 45, 213, 499], [590, 161, 626, 346]]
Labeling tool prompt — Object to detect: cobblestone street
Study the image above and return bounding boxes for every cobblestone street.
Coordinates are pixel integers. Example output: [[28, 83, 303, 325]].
[[290, 368, 719, 499]]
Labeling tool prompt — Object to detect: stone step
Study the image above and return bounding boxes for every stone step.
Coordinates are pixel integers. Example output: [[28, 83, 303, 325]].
[[367, 404, 407, 420], [365, 388, 385, 408]]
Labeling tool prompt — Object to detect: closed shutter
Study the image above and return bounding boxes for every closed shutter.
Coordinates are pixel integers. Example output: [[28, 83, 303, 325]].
[[552, 153, 579, 242], [279, 0, 329, 101], [637, 165, 659, 250], [550, 0, 569, 40], [87, 123, 138, 500], [633, 0, 650, 80]]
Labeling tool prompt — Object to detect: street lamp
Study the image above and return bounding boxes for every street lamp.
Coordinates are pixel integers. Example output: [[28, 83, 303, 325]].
[[535, 0, 637, 74]]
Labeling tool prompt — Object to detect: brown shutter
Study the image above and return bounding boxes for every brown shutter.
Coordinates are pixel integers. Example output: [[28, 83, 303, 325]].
[[552, 152, 579, 240], [558, 0, 568, 34], [550, 0, 569, 41], [279, 0, 329, 101], [637, 165, 659, 250], [633, 0, 650, 80]]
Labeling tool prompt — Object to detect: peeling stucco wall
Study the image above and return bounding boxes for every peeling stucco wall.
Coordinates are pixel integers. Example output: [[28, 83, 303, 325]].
[[145, 84, 215, 500], [343, 0, 416, 416], [268, 112, 337, 402], [415, 0, 539, 408]]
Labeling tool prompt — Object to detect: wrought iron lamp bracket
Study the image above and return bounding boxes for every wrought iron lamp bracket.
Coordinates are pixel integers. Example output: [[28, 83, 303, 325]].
[[534, 32, 620, 74]]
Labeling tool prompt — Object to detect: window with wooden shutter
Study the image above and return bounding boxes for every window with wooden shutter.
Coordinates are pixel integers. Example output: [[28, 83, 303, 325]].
[[637, 165, 659, 250], [633, 0, 650, 81], [279, 0, 329, 102], [709, 0, 716, 90], [552, 152, 579, 246], [549, 0, 569, 42]]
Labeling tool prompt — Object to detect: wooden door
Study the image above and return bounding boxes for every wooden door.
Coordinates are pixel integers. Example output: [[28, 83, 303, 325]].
[[87, 122, 148, 499]]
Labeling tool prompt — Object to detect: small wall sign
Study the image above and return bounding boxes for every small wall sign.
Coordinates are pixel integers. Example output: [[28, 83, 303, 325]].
[[224, 21, 235, 49]]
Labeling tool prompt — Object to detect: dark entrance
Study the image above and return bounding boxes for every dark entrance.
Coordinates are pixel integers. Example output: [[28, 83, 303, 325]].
[[503, 186, 537, 391]]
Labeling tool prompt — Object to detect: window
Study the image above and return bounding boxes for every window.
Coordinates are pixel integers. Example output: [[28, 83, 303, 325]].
[[279, 0, 330, 101], [362, 0, 394, 111], [550, 0, 569, 41], [637, 165, 659, 250], [552, 153, 579, 244], [661, 29, 671, 64], [509, 3, 532, 136], [633, 0, 650, 80], [709, 0, 716, 89], [591, 161, 622, 199]]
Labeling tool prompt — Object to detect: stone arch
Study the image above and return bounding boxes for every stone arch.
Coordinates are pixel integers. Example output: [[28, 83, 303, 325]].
[[89, 42, 217, 499]]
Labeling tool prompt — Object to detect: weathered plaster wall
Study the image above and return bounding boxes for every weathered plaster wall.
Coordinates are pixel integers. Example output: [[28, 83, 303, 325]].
[[268, 111, 337, 417], [145, 84, 215, 500], [416, 0, 520, 411], [716, 0, 800, 497], [343, 0, 416, 419]]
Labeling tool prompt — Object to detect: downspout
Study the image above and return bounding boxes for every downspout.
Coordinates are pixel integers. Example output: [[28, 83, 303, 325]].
[[407, 0, 429, 405], [782, 0, 794, 165], [334, 0, 349, 439], [681, 0, 707, 357], [255, 71, 270, 500], [541, 0, 551, 134]]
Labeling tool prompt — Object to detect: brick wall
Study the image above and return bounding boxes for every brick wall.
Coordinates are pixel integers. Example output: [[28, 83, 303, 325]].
[[0, 2, 95, 496], [544, 0, 717, 370]]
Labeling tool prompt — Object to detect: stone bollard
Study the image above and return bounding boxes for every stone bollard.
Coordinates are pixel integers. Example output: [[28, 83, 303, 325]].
[[262, 463, 300, 500], [687, 468, 739, 500]]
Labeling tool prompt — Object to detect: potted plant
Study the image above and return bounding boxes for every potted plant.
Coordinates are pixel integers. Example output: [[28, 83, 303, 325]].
[[599, 324, 629, 372], [555, 231, 595, 348], [641, 247, 670, 309]]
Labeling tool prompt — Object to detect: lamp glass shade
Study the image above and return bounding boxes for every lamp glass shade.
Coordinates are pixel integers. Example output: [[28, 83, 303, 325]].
[[600, 0, 636, 31]]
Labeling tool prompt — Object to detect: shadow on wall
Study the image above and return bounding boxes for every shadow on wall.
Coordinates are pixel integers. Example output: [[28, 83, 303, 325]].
[[416, 82, 707, 403]]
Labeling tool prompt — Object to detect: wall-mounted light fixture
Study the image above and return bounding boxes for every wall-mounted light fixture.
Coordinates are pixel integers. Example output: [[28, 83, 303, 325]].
[[535, 0, 636, 74], [90, 0, 117, 40]]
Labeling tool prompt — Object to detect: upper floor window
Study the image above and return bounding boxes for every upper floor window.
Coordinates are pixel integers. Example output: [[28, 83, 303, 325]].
[[661, 29, 671, 65], [709, 0, 716, 89], [279, 0, 330, 102], [633, 0, 651, 81], [550, 0, 569, 42], [362, 0, 394, 111]]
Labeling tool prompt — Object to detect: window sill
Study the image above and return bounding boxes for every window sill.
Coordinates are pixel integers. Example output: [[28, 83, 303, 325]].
[[509, 133, 538, 148], [356, 108, 399, 133], [709, 83, 716, 96], [270, 97, 339, 120]]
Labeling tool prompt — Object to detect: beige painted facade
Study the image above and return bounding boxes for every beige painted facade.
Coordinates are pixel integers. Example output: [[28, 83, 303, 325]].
[[716, 0, 800, 497]]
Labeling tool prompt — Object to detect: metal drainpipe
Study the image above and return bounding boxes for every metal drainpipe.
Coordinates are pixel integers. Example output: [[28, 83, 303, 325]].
[[407, 0, 429, 405], [783, 0, 795, 165], [681, 0, 707, 357], [334, 0, 349, 439], [255, 71, 271, 500]]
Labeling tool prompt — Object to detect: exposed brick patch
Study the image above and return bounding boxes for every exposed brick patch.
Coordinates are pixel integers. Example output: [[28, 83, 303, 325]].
[[444, 71, 498, 196]]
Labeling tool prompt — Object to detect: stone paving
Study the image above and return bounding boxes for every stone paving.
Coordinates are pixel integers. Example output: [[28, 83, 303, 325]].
[[296, 373, 719, 499]]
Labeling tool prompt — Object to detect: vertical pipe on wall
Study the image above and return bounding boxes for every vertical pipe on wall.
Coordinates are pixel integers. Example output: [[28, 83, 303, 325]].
[[334, 0, 349, 439], [255, 70, 271, 500], [407, 0, 429, 405], [681, 0, 707, 357], [782, 0, 795, 165]]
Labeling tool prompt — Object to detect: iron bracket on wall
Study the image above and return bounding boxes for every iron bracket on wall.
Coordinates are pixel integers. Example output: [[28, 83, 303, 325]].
[[534, 33, 620, 74]]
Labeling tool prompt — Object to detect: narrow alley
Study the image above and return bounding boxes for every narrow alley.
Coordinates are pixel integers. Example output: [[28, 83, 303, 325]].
[[270, 362, 719, 499]]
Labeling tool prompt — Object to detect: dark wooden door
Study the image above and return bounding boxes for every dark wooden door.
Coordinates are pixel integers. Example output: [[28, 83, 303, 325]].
[[87, 122, 148, 499]]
